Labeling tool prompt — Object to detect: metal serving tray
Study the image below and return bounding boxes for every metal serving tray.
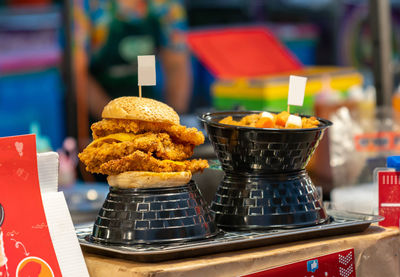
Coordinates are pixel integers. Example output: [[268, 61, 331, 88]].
[[77, 208, 383, 263]]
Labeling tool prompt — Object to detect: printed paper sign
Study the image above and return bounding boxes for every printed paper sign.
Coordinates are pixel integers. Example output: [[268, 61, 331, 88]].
[[0, 134, 62, 277], [242, 249, 355, 277], [378, 171, 400, 227], [138, 55, 156, 86], [354, 131, 400, 152], [287, 75, 307, 107]]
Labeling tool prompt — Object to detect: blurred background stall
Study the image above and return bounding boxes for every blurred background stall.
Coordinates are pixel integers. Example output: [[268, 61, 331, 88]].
[[1, 0, 400, 222], [0, 1, 64, 151]]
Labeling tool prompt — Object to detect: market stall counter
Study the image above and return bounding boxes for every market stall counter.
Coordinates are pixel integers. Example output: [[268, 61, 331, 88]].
[[83, 226, 400, 277]]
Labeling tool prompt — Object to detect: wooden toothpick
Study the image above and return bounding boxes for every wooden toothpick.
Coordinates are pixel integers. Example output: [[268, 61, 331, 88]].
[[139, 85, 142, 98], [287, 105, 290, 114]]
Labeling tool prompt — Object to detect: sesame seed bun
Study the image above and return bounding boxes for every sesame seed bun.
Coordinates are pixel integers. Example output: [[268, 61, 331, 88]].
[[107, 171, 192, 189], [102, 97, 180, 125]]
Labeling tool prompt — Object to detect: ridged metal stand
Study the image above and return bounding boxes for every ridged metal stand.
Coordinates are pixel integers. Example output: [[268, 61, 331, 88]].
[[212, 171, 328, 230], [201, 111, 332, 229], [91, 181, 218, 244]]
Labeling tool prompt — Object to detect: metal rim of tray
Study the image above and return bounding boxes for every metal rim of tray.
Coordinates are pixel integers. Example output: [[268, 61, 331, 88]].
[[76, 208, 383, 262]]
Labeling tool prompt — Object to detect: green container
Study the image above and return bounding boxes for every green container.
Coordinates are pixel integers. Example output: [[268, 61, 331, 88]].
[[213, 95, 315, 115]]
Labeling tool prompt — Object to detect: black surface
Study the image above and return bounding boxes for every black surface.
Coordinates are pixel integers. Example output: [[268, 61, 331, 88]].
[[83, 224, 367, 263], [212, 171, 329, 230], [77, 208, 383, 263], [91, 181, 219, 245]]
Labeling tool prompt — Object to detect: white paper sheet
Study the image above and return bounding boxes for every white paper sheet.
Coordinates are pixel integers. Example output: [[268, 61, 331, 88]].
[[37, 152, 59, 193], [42, 192, 89, 277], [38, 152, 89, 277]]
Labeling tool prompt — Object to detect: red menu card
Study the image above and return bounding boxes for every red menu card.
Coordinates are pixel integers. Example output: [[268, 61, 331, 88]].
[[242, 249, 355, 277], [378, 171, 400, 227], [0, 134, 62, 277]]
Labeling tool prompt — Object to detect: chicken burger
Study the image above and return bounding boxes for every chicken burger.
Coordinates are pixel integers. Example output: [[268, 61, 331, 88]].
[[78, 97, 209, 188]]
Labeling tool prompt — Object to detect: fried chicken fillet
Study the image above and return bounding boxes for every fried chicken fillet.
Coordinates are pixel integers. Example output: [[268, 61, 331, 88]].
[[78, 97, 208, 188]]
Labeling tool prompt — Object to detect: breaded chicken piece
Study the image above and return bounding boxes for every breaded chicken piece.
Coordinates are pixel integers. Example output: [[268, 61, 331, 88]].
[[238, 114, 260, 127], [97, 150, 209, 175], [219, 112, 320, 129], [302, 116, 320, 129], [78, 132, 194, 173], [219, 116, 241, 126], [91, 119, 204, 145], [219, 114, 261, 127]]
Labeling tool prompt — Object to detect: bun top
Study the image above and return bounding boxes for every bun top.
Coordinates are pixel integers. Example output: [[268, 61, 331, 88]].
[[102, 97, 180, 125]]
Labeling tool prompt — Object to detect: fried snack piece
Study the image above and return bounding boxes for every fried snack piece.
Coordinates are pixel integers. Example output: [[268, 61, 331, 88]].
[[91, 119, 204, 145], [219, 114, 260, 127], [238, 114, 260, 127], [255, 116, 274, 128], [219, 116, 240, 126], [78, 132, 195, 173], [302, 116, 320, 129], [219, 112, 320, 129], [275, 111, 290, 128], [98, 150, 209, 175]]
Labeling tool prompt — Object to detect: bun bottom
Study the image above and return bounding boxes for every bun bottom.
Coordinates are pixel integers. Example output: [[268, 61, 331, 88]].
[[107, 171, 192, 189]]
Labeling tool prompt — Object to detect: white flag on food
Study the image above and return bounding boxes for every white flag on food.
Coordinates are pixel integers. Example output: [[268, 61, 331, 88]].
[[287, 75, 307, 106], [138, 55, 156, 86]]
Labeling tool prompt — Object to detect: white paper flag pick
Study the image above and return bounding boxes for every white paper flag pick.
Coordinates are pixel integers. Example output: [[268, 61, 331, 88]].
[[138, 55, 156, 86], [287, 75, 307, 106]]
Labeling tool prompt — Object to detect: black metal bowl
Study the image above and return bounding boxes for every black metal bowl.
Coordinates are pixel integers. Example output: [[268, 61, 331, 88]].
[[199, 111, 332, 174], [91, 181, 219, 245], [200, 111, 332, 230]]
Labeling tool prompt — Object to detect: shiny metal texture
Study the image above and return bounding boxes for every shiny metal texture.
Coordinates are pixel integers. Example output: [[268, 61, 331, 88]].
[[91, 181, 218, 244], [200, 111, 332, 229], [200, 111, 332, 173], [77, 207, 383, 262], [212, 171, 328, 229]]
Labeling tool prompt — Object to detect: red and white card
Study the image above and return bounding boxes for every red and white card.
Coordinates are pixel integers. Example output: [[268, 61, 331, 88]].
[[0, 134, 88, 277], [378, 171, 400, 227], [242, 249, 355, 277]]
